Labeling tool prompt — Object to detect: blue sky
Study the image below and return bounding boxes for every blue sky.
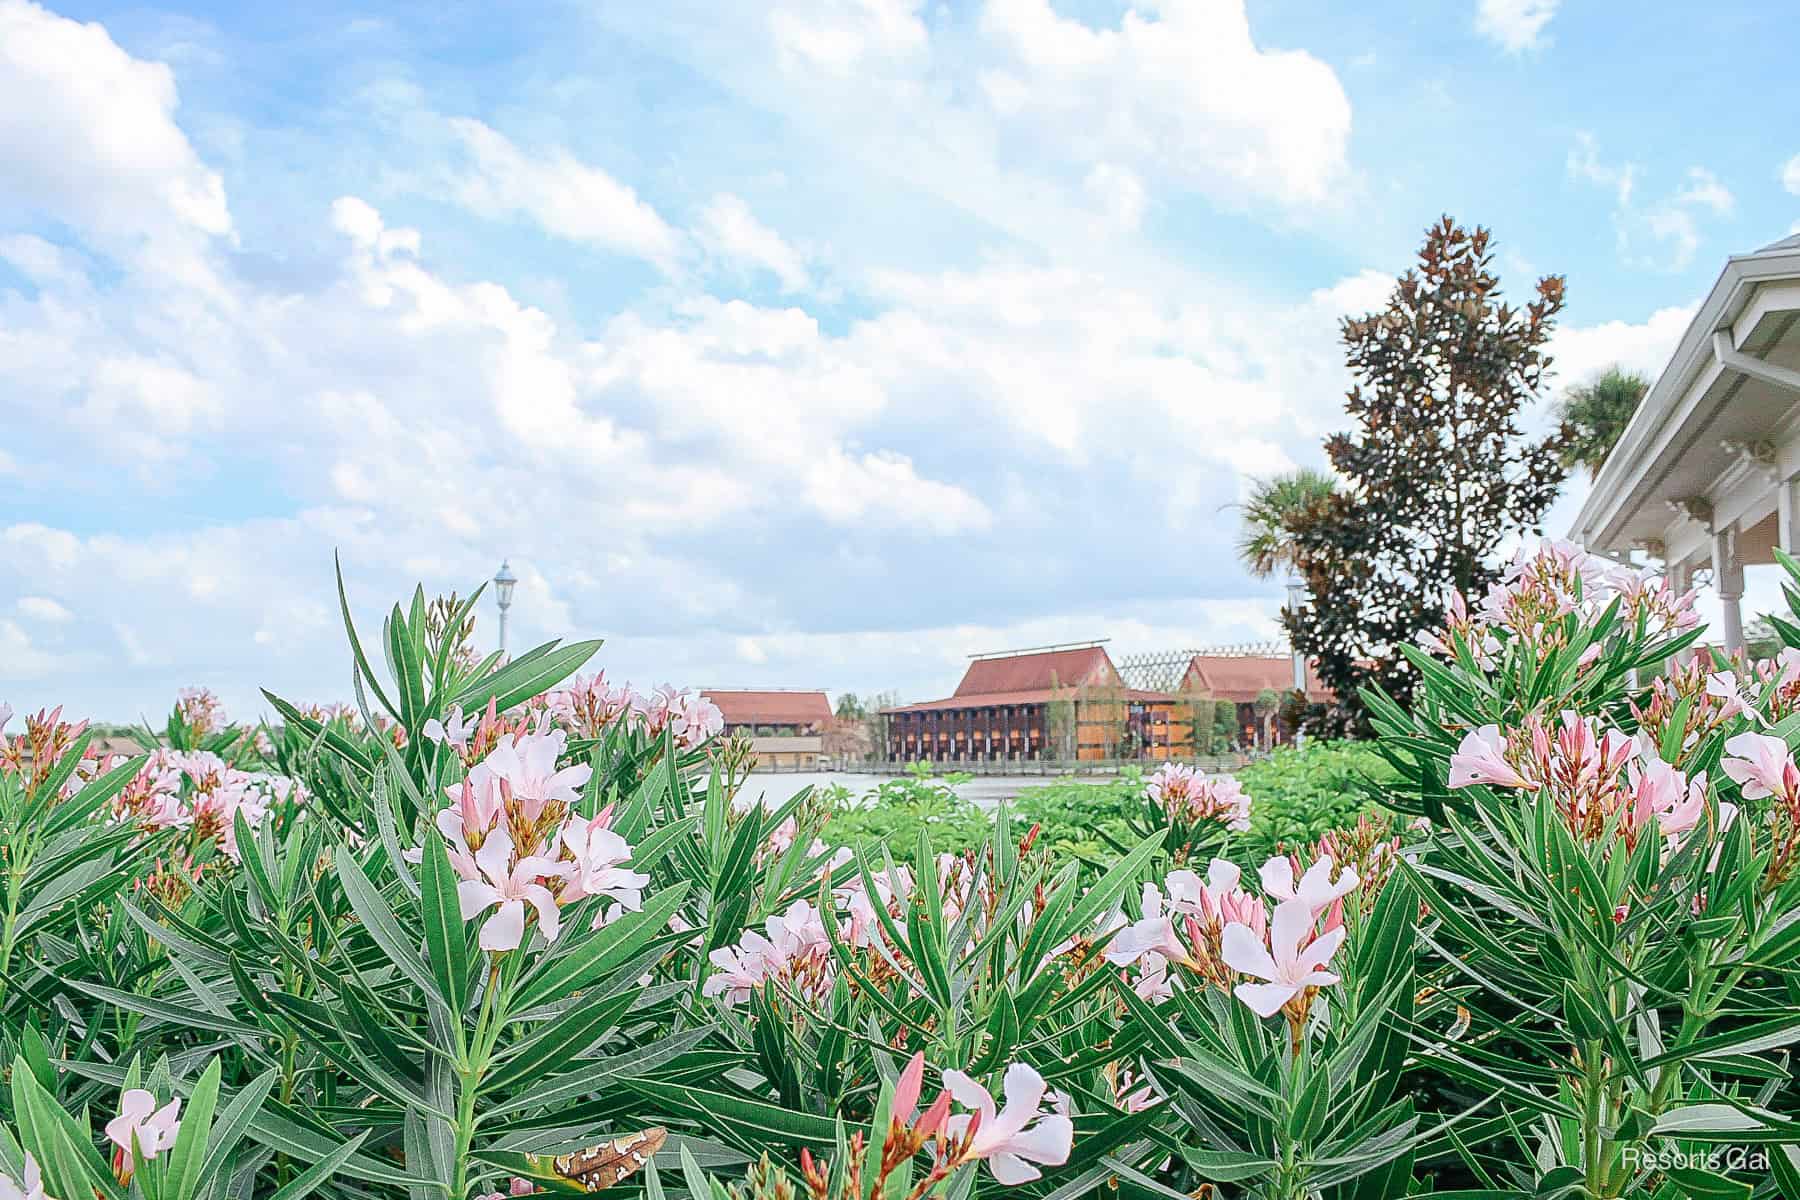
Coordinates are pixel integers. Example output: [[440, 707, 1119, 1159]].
[[2, 0, 1797, 722]]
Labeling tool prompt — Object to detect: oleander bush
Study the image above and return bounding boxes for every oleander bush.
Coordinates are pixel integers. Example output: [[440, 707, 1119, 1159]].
[[1233, 741, 1397, 861], [3, 544, 1800, 1200]]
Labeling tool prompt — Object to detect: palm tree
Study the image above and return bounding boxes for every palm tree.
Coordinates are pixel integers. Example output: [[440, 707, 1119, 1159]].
[[1234, 469, 1338, 579], [1555, 366, 1652, 477]]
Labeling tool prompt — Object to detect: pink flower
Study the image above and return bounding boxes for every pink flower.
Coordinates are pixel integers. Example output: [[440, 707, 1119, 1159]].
[[456, 830, 567, 952], [765, 898, 830, 960], [1221, 899, 1345, 1018], [703, 933, 779, 1005], [1105, 883, 1186, 968], [423, 705, 474, 749], [0, 1151, 45, 1200], [671, 694, 725, 749], [1258, 854, 1358, 916], [1720, 732, 1796, 800], [105, 1089, 181, 1178], [942, 1063, 1074, 1184], [558, 812, 649, 910], [1448, 725, 1531, 789], [1705, 673, 1765, 726], [475, 726, 592, 823], [1627, 758, 1708, 843]]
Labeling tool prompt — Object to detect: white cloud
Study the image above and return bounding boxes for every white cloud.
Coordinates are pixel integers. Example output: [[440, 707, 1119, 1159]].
[[1568, 136, 1736, 271], [1084, 164, 1147, 232], [1781, 153, 1800, 197], [1548, 302, 1697, 388], [447, 118, 683, 265], [1475, 0, 1559, 52], [694, 193, 812, 292], [1675, 168, 1734, 218], [803, 448, 992, 533], [769, 0, 926, 73], [16, 595, 71, 622], [0, 0, 229, 241], [977, 0, 1353, 210]]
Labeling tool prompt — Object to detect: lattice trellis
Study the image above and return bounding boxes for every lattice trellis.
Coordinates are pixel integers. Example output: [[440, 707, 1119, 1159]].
[[1115, 642, 1290, 693]]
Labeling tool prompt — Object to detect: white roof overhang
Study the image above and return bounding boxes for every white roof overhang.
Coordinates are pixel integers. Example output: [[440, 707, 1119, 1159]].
[[1570, 237, 1800, 567]]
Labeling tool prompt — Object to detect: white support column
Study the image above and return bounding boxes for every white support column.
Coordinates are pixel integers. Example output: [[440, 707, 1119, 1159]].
[[1668, 559, 1695, 665], [1712, 526, 1745, 657], [1781, 475, 1800, 556]]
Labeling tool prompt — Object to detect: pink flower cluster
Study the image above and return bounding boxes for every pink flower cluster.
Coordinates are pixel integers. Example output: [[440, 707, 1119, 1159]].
[[808, 1052, 1071, 1192], [423, 720, 651, 952], [1420, 540, 1698, 665], [545, 673, 724, 750], [1144, 763, 1251, 833], [1105, 855, 1356, 1018], [113, 749, 304, 863], [703, 856, 982, 1005], [175, 686, 225, 737], [1449, 712, 1734, 853]]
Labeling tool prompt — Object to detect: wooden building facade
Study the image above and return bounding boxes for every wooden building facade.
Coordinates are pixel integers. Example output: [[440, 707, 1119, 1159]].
[[881, 643, 1190, 763], [701, 689, 834, 770], [1178, 653, 1331, 750]]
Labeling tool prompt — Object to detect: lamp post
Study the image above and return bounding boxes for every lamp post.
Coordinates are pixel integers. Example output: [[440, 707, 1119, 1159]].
[[1285, 577, 1306, 692], [1285, 576, 1307, 748], [494, 560, 517, 655]]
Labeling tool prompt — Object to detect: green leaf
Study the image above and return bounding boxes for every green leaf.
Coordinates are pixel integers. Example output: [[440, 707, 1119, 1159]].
[[451, 638, 603, 717], [265, 1131, 372, 1200], [165, 1058, 220, 1200], [621, 1080, 837, 1151], [194, 1073, 278, 1196], [333, 845, 446, 1017], [419, 834, 471, 1015], [513, 883, 690, 1012], [1662, 1166, 1751, 1200]]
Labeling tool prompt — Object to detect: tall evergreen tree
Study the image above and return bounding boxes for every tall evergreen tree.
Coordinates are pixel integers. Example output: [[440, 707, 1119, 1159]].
[[1286, 217, 1572, 734]]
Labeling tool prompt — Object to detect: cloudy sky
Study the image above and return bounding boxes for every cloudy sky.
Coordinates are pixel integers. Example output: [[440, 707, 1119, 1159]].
[[2, 0, 1798, 722]]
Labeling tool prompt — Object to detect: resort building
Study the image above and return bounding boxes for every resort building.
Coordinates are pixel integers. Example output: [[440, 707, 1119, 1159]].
[[1179, 651, 1332, 750], [701, 689, 833, 770], [881, 643, 1189, 763], [1570, 232, 1800, 653]]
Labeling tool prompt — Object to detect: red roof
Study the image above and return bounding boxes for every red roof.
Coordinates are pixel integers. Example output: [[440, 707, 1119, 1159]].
[[1180, 655, 1329, 704], [702, 690, 833, 728], [883, 686, 1174, 714], [953, 646, 1120, 696]]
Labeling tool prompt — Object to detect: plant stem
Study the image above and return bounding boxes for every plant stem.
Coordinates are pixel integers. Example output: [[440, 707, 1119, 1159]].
[[450, 960, 503, 1200]]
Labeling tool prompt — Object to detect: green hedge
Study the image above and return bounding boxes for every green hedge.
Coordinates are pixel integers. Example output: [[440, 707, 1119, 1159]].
[[1233, 739, 1394, 859]]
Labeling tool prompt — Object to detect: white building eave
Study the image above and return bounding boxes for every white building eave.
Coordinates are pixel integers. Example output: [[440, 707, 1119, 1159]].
[[1570, 243, 1800, 556]]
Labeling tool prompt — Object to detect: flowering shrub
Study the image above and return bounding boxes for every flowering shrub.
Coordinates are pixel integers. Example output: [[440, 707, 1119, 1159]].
[[2, 545, 1799, 1200]]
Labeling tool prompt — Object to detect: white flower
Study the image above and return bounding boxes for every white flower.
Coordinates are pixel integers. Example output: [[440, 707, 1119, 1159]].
[[1258, 854, 1358, 915], [942, 1063, 1074, 1184], [423, 705, 474, 749], [0, 1151, 45, 1200], [1221, 899, 1345, 1018], [456, 830, 567, 952], [558, 813, 650, 910], [105, 1089, 181, 1176]]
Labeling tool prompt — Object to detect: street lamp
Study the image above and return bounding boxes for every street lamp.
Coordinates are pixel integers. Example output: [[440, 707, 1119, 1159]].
[[494, 560, 517, 655], [1285, 576, 1307, 692]]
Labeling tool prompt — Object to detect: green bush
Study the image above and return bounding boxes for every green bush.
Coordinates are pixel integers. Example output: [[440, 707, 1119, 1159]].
[[1008, 770, 1143, 863], [819, 764, 991, 855], [1235, 739, 1394, 858]]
